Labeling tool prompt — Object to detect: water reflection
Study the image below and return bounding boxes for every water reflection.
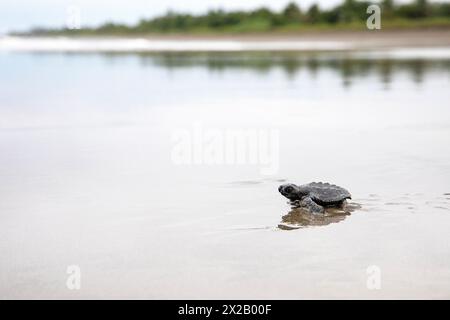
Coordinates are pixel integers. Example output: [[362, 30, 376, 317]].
[[26, 51, 450, 89], [106, 52, 450, 89], [278, 202, 361, 230]]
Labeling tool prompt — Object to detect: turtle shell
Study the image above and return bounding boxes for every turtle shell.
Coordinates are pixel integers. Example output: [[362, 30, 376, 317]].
[[304, 182, 351, 205]]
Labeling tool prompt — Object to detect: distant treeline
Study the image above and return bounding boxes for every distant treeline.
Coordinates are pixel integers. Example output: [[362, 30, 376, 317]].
[[23, 0, 450, 35]]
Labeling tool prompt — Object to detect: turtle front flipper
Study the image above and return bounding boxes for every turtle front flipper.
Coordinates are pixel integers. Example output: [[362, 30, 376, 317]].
[[299, 197, 324, 214]]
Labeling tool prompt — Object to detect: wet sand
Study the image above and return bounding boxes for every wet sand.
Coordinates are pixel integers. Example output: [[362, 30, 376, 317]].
[[0, 49, 450, 299]]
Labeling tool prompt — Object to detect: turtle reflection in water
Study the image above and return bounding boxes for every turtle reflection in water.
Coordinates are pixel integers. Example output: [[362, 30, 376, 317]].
[[278, 203, 361, 230]]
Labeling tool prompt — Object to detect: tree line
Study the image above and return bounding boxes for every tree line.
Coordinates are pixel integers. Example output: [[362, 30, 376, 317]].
[[27, 0, 450, 35]]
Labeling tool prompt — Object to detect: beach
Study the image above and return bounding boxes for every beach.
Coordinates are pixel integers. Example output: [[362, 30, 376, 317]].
[[1, 40, 450, 298]]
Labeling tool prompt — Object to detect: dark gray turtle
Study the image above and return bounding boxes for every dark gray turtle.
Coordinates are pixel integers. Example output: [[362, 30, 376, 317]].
[[278, 182, 351, 214]]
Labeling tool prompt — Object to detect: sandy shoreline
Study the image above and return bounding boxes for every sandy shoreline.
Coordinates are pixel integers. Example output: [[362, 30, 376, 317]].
[[1, 30, 449, 52], [141, 29, 450, 50], [139, 29, 450, 46]]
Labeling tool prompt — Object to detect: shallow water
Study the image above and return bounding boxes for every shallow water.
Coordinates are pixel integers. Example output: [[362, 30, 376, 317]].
[[1, 49, 450, 299]]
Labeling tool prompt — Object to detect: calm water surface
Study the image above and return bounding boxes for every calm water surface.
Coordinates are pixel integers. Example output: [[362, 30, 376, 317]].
[[1, 50, 450, 298]]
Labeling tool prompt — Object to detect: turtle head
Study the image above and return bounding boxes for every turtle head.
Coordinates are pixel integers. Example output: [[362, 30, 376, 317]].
[[278, 183, 302, 201]]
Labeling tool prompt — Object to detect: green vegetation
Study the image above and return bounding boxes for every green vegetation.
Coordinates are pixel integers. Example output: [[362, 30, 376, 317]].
[[20, 0, 450, 36]]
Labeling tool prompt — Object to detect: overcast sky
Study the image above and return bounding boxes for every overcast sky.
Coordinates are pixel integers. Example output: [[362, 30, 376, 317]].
[[0, 0, 442, 33]]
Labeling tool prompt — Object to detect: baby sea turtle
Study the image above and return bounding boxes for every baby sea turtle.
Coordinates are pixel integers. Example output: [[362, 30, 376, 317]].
[[278, 182, 351, 214]]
